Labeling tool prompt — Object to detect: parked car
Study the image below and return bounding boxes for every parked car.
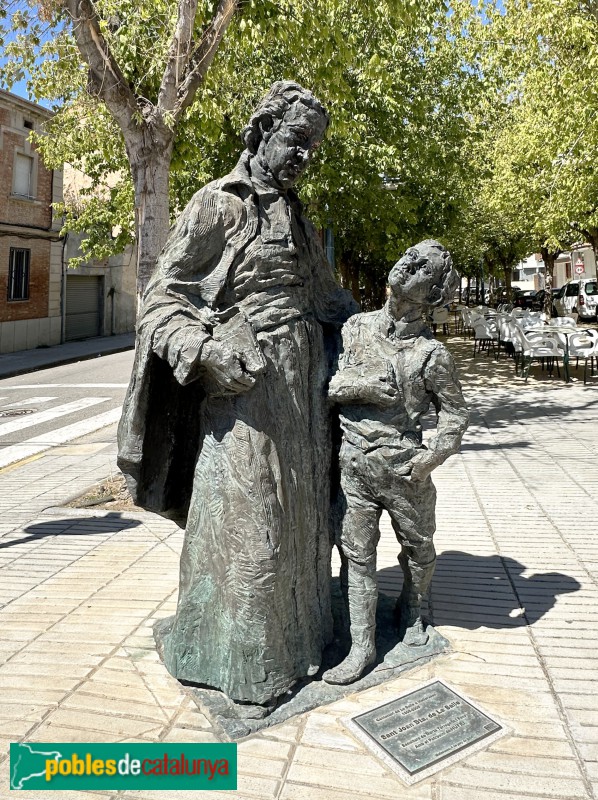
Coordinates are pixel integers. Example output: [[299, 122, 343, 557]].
[[525, 289, 558, 314], [553, 279, 598, 321], [518, 289, 537, 309], [492, 287, 524, 308]]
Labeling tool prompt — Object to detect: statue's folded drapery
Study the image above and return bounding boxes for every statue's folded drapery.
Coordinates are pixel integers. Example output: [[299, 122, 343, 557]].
[[118, 154, 357, 704]]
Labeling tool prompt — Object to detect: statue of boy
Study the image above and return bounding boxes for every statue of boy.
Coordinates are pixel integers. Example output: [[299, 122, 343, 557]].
[[323, 240, 469, 685]]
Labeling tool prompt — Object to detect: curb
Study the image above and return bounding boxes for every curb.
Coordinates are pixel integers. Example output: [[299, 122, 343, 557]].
[[0, 342, 135, 380]]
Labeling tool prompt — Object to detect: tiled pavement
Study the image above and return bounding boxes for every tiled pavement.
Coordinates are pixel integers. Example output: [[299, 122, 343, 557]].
[[1, 336, 598, 800]]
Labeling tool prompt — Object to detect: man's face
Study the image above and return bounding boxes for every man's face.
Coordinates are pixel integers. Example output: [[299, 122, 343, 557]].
[[388, 247, 442, 307], [256, 103, 327, 189]]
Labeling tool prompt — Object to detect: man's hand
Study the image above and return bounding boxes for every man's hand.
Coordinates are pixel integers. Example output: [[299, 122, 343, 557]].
[[201, 340, 256, 394], [408, 451, 441, 482]]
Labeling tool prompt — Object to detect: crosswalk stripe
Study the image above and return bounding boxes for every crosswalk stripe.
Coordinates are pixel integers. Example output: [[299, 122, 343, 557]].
[[0, 384, 129, 389], [0, 407, 123, 469], [2, 397, 58, 407], [0, 398, 110, 437]]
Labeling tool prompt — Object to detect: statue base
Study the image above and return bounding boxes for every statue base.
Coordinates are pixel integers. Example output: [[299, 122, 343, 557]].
[[153, 586, 450, 741]]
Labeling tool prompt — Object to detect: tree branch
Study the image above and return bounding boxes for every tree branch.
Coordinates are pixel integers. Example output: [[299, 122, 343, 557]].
[[64, 0, 138, 132], [172, 0, 239, 121], [157, 0, 199, 113]]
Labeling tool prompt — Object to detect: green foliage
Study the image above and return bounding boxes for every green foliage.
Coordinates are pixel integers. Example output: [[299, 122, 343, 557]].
[[0, 0, 473, 288], [452, 0, 598, 273]]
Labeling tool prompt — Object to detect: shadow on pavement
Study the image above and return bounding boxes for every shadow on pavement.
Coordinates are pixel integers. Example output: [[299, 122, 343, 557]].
[[460, 440, 533, 451], [474, 395, 598, 427], [0, 513, 142, 550], [378, 551, 581, 630]]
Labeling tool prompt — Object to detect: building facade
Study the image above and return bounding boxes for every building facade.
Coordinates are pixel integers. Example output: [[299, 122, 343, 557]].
[[514, 247, 597, 291], [0, 91, 137, 354], [0, 90, 63, 353], [63, 231, 137, 342]]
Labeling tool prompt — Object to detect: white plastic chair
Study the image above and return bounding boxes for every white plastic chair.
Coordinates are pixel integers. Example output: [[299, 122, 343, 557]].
[[511, 324, 565, 382], [496, 313, 516, 360], [548, 316, 577, 328], [518, 315, 543, 330], [461, 307, 482, 338], [432, 306, 450, 335], [472, 317, 499, 357], [567, 330, 598, 384]]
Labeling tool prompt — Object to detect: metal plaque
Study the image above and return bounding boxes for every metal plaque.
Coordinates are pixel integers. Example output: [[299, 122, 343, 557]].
[[345, 679, 508, 784]]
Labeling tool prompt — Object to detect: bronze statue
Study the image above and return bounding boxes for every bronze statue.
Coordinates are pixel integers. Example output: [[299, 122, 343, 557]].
[[323, 240, 469, 685], [118, 82, 357, 711]]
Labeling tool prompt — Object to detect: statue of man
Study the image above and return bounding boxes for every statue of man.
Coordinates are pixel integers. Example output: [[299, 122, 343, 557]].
[[118, 82, 357, 711], [323, 240, 469, 685]]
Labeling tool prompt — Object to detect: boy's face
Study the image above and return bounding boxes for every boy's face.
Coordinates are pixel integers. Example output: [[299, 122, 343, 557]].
[[388, 247, 443, 307]]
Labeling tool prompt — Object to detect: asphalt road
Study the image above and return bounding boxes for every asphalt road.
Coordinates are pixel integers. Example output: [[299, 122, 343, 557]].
[[0, 350, 135, 468]]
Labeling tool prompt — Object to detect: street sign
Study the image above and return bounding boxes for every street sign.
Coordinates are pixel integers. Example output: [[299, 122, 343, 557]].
[[575, 258, 585, 275]]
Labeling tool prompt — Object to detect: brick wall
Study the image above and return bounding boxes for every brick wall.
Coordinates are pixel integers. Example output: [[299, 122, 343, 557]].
[[0, 108, 53, 230], [0, 236, 51, 322], [0, 94, 59, 330]]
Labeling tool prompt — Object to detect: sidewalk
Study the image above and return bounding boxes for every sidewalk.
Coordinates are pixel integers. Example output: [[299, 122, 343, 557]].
[[0, 336, 597, 800], [0, 333, 135, 379]]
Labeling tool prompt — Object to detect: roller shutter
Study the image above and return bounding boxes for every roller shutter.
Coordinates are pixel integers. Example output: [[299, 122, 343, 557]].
[[65, 276, 102, 341]]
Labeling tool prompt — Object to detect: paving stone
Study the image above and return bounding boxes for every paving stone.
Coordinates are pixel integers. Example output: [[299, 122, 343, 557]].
[[60, 693, 170, 723], [41, 708, 163, 738], [292, 744, 390, 776], [440, 763, 587, 797], [4, 337, 598, 800], [490, 735, 577, 759], [159, 727, 220, 743], [281, 784, 433, 800]]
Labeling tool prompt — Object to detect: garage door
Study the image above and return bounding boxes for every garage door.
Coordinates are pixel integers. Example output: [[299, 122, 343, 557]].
[[65, 276, 102, 341]]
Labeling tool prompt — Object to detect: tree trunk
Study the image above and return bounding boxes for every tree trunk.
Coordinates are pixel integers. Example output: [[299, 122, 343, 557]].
[[361, 265, 379, 312], [339, 255, 361, 306], [502, 265, 512, 302], [541, 246, 558, 317], [584, 227, 598, 266], [125, 131, 174, 305]]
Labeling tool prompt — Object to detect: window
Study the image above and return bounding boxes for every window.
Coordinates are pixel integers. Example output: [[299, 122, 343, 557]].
[[8, 248, 30, 301], [566, 282, 580, 297], [13, 153, 34, 198], [23, 119, 33, 130], [584, 281, 598, 296]]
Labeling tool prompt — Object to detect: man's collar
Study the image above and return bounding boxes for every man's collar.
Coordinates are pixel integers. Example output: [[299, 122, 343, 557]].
[[220, 152, 300, 206]]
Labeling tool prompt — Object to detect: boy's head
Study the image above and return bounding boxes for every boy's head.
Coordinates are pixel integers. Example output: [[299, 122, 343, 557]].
[[388, 240, 459, 308]]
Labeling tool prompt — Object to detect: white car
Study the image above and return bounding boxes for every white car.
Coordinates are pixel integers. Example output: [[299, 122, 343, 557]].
[[553, 279, 598, 321]]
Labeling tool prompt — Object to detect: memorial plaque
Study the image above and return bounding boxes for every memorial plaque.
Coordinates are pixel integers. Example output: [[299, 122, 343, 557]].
[[346, 680, 507, 784]]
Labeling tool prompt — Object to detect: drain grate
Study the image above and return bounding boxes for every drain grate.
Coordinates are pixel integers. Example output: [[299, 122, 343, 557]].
[[0, 408, 36, 417]]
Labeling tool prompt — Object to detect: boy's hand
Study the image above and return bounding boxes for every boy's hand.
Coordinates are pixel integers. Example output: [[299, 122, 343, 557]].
[[328, 371, 398, 407], [409, 451, 440, 482]]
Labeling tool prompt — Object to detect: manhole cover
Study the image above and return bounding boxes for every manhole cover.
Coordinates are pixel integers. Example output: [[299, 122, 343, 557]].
[[0, 408, 36, 417]]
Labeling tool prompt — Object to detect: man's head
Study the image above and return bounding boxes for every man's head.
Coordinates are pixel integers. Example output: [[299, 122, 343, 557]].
[[388, 240, 459, 308], [242, 81, 329, 189]]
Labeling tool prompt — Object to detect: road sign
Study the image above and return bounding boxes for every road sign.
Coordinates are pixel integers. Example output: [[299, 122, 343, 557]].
[[575, 264, 585, 275]]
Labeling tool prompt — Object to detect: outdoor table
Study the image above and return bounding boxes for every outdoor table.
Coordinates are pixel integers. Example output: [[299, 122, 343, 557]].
[[526, 325, 581, 382]]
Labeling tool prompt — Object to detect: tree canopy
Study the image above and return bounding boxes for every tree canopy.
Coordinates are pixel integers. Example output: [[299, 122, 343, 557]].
[[4, 0, 598, 305], [1, 0, 480, 306]]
